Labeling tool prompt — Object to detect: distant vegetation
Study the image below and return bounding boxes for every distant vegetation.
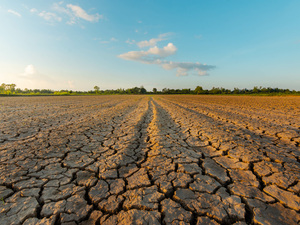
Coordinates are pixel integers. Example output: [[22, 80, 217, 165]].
[[1, 83, 299, 96]]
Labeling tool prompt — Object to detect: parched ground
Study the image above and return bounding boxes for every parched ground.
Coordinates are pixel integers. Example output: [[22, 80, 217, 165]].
[[0, 95, 299, 225]]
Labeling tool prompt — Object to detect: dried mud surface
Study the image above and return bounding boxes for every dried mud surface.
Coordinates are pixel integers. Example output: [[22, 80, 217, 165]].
[[0, 95, 299, 225]]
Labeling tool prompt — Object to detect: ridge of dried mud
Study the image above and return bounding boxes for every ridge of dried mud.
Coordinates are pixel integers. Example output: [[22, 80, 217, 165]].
[[0, 95, 299, 225]]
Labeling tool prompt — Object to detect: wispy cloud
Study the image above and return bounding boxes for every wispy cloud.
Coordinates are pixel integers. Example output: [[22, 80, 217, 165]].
[[94, 37, 118, 44], [119, 43, 177, 61], [161, 61, 215, 76], [126, 39, 136, 45], [30, 6, 63, 23], [38, 11, 62, 22], [137, 33, 172, 48], [66, 4, 102, 22], [8, 9, 21, 17], [31, 3, 103, 25], [119, 39, 215, 76]]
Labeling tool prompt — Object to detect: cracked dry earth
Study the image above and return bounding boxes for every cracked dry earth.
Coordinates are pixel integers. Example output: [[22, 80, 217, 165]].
[[0, 95, 299, 225]]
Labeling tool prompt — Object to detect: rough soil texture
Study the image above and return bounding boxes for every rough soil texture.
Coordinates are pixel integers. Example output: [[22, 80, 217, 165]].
[[0, 95, 299, 225]]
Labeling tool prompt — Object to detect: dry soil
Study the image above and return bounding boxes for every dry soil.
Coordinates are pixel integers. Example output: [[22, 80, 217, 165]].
[[0, 95, 299, 225]]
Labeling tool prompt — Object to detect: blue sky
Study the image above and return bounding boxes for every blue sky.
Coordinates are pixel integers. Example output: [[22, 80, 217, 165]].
[[1, 0, 300, 91]]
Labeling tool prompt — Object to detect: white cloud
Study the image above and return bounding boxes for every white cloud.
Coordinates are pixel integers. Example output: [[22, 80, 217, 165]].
[[119, 43, 177, 62], [119, 42, 215, 76], [23, 65, 37, 76], [161, 61, 215, 76], [30, 7, 62, 22], [66, 4, 102, 22], [137, 33, 172, 48], [96, 37, 118, 44], [32, 3, 103, 25], [38, 11, 62, 22], [53, 2, 73, 19], [126, 39, 136, 45], [148, 43, 177, 57], [8, 9, 21, 17]]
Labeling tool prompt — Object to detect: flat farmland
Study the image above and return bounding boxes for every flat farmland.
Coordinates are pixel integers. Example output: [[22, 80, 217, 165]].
[[0, 95, 299, 225]]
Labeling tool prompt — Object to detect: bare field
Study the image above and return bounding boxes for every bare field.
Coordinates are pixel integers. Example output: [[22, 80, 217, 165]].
[[0, 95, 299, 225]]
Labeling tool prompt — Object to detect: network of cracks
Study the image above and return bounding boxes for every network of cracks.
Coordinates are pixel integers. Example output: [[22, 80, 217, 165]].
[[0, 95, 299, 225]]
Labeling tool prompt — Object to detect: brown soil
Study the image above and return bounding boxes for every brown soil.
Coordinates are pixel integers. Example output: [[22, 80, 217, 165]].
[[0, 95, 299, 225]]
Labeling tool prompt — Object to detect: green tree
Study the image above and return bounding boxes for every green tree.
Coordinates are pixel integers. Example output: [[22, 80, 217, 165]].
[[94, 86, 100, 94], [0, 83, 6, 94], [253, 86, 259, 94], [162, 88, 169, 94], [152, 88, 157, 94], [233, 87, 240, 94], [9, 84, 16, 92], [140, 86, 147, 94], [194, 86, 203, 94]]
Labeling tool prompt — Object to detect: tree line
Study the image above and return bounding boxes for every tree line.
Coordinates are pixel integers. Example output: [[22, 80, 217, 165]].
[[1, 83, 299, 96]]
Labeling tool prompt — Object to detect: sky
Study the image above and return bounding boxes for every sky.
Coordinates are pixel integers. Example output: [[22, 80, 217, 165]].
[[0, 0, 300, 91]]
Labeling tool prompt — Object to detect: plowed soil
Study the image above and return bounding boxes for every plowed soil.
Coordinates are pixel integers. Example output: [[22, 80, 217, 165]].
[[0, 95, 299, 225]]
